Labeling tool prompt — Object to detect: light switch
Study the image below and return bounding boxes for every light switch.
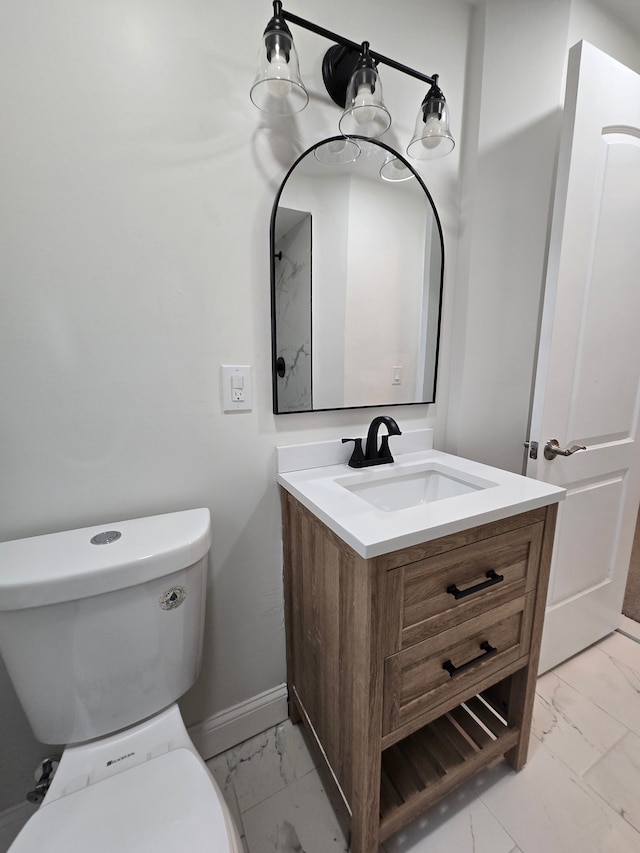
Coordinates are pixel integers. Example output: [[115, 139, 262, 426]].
[[392, 365, 403, 385], [221, 365, 252, 412]]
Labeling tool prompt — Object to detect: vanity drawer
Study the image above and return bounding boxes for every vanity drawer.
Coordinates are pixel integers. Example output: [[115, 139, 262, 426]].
[[382, 595, 532, 737], [397, 522, 544, 649]]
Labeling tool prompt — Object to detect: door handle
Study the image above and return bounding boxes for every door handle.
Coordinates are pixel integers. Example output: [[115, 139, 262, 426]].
[[543, 438, 586, 461]]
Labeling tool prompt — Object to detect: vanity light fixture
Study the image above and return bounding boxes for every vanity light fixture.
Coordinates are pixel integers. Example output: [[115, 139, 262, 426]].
[[250, 1, 455, 160], [336, 42, 391, 139], [249, 1, 308, 115], [313, 137, 361, 165], [406, 77, 455, 159], [380, 156, 414, 182]]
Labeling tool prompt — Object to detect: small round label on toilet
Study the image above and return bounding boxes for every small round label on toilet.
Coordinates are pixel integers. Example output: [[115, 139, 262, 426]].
[[160, 586, 186, 610]]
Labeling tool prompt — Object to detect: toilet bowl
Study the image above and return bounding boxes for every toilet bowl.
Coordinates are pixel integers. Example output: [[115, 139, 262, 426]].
[[0, 509, 242, 852], [9, 705, 242, 853]]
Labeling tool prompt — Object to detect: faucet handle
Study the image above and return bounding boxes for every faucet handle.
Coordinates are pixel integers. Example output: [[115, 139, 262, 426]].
[[342, 438, 366, 468], [378, 434, 395, 464]]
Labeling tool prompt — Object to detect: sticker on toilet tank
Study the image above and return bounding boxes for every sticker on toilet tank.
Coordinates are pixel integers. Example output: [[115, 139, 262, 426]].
[[159, 586, 186, 610]]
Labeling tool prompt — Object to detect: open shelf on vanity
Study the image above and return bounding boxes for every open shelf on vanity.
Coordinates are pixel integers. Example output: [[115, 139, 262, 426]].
[[379, 677, 521, 841]]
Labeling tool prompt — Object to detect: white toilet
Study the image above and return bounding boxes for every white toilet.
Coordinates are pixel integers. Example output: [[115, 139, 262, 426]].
[[0, 508, 242, 852]]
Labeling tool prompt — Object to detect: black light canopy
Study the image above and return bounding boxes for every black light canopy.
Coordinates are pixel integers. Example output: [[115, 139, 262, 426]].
[[250, 2, 455, 160]]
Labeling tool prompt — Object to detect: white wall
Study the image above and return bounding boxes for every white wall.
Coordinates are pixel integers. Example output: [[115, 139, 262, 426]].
[[445, 0, 573, 474], [0, 0, 469, 811], [343, 178, 426, 406], [311, 176, 349, 409], [570, 0, 640, 73], [445, 0, 640, 474]]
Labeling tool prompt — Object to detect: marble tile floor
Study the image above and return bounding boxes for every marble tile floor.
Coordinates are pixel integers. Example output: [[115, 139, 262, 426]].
[[2, 631, 640, 853], [209, 631, 640, 853]]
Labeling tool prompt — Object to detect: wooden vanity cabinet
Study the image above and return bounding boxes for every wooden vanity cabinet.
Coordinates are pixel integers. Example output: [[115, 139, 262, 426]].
[[280, 489, 558, 852]]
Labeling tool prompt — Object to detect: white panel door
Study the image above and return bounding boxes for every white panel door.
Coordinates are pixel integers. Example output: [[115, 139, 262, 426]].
[[527, 41, 640, 673]]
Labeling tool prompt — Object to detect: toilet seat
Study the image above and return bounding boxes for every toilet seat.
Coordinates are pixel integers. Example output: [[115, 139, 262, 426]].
[[10, 748, 241, 853]]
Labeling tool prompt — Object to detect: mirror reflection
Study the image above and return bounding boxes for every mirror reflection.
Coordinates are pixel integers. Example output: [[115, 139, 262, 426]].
[[271, 136, 444, 414]]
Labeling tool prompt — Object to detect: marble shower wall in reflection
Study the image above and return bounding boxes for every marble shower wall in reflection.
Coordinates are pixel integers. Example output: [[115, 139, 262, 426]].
[[274, 211, 312, 413]]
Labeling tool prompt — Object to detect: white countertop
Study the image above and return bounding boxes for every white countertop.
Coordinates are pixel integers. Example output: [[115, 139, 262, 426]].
[[277, 443, 565, 558]]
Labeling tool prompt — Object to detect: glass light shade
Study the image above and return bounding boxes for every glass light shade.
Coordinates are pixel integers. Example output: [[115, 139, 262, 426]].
[[314, 138, 361, 165], [407, 99, 455, 160], [380, 156, 414, 182], [250, 26, 309, 115], [338, 60, 391, 139]]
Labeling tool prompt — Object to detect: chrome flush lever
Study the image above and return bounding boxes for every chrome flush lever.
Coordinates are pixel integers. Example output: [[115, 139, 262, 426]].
[[543, 438, 586, 461]]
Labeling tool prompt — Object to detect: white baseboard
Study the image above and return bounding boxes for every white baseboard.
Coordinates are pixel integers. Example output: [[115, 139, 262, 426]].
[[618, 614, 640, 644], [188, 683, 289, 761]]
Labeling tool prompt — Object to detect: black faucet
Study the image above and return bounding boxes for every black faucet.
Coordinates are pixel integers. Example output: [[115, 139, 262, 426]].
[[342, 416, 402, 468]]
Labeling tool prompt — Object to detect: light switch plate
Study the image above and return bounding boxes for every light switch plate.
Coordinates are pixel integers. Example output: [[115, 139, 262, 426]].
[[221, 365, 252, 412]]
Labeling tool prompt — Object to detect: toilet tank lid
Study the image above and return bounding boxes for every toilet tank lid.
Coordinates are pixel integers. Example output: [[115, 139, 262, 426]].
[[0, 509, 211, 611]]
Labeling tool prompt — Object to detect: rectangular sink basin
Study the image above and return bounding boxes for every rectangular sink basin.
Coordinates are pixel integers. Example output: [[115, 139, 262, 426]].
[[336, 462, 497, 512]]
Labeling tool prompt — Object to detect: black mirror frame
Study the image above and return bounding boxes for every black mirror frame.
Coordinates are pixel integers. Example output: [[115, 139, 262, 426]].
[[270, 135, 445, 414]]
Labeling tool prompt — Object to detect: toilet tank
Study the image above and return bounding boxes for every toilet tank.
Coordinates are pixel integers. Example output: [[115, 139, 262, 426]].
[[0, 509, 211, 745]]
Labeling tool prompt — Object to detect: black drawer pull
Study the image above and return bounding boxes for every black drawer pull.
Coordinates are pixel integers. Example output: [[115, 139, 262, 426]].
[[446, 570, 504, 600], [442, 641, 498, 678]]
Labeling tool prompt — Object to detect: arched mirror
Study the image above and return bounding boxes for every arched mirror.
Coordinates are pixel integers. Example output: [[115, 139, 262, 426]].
[[271, 136, 444, 414]]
